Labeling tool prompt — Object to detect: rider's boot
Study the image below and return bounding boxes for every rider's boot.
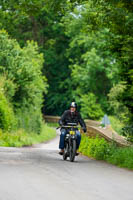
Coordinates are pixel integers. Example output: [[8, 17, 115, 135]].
[[59, 149, 64, 155]]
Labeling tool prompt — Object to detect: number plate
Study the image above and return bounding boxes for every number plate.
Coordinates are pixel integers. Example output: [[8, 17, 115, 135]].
[[70, 131, 75, 135]]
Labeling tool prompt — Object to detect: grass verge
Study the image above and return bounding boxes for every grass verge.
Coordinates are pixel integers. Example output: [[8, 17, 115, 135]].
[[109, 116, 124, 135], [46, 122, 58, 128], [79, 134, 133, 170], [0, 123, 56, 147]]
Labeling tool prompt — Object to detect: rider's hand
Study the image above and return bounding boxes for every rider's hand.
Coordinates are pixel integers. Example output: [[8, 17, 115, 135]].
[[83, 127, 87, 133], [59, 120, 63, 126]]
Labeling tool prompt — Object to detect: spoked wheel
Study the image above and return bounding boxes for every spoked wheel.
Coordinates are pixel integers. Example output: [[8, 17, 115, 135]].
[[69, 139, 76, 162], [63, 143, 69, 160]]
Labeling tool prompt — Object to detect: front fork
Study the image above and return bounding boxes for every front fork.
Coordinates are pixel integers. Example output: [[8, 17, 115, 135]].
[[69, 135, 77, 150]]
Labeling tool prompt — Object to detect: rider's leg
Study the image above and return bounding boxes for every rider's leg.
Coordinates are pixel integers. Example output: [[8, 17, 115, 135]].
[[59, 128, 67, 150], [75, 130, 81, 150]]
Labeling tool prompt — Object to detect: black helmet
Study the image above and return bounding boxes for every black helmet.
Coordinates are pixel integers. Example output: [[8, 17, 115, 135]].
[[70, 102, 77, 108]]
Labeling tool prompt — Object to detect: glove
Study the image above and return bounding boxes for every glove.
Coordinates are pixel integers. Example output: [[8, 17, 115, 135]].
[[83, 127, 87, 133], [59, 120, 63, 126]]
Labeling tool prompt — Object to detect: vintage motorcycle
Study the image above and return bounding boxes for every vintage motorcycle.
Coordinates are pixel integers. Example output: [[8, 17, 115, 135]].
[[59, 123, 80, 162]]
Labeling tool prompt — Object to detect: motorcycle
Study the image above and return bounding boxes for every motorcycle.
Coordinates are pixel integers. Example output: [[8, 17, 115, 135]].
[[58, 123, 80, 162]]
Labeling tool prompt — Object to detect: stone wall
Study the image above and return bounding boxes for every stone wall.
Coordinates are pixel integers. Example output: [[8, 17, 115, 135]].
[[44, 115, 100, 126], [44, 115, 132, 147]]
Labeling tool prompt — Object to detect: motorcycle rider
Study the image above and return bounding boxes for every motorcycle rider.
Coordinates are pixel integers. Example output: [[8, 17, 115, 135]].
[[59, 102, 87, 155]]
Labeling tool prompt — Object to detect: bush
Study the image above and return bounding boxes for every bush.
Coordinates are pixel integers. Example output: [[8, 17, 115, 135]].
[[0, 30, 48, 133], [0, 90, 17, 131], [80, 93, 104, 120], [79, 135, 110, 160], [0, 123, 56, 147], [121, 125, 133, 142], [16, 108, 43, 134], [109, 116, 124, 135], [107, 147, 133, 169], [79, 134, 133, 170]]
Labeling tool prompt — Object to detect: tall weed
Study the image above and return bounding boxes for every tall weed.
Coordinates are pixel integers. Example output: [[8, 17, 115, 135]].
[[79, 135, 110, 160], [16, 108, 43, 134], [79, 134, 133, 170], [0, 124, 56, 147], [106, 147, 133, 169], [0, 90, 17, 131]]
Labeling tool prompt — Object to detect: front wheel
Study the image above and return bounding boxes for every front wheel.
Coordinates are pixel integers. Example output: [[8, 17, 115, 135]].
[[63, 142, 69, 160], [69, 139, 76, 162]]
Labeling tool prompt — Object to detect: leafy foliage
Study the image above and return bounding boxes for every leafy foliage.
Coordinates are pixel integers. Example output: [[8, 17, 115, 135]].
[[64, 0, 133, 123], [0, 30, 48, 133], [79, 134, 133, 170], [0, 0, 78, 115], [109, 116, 124, 135], [63, 3, 120, 114], [0, 124, 56, 147], [121, 125, 133, 142], [80, 93, 104, 120], [0, 88, 16, 131], [0, 0, 133, 128], [108, 82, 129, 122], [107, 147, 133, 170], [79, 135, 110, 160]]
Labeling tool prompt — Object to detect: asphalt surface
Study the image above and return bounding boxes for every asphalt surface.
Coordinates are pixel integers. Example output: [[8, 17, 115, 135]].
[[0, 132, 133, 200]]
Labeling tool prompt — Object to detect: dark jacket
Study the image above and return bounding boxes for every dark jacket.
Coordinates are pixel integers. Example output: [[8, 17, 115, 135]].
[[59, 110, 86, 131]]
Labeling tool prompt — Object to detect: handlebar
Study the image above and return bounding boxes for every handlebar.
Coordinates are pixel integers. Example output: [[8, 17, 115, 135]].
[[56, 125, 81, 130]]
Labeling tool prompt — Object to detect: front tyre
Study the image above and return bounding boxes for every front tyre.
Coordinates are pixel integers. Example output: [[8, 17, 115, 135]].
[[70, 139, 76, 162], [63, 143, 69, 160]]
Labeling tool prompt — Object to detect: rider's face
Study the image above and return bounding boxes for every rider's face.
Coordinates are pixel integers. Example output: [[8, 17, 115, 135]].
[[70, 107, 76, 112]]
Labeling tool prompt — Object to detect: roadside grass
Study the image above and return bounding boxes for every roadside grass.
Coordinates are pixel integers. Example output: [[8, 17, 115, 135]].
[[0, 123, 56, 147], [106, 147, 133, 169], [79, 134, 133, 170], [46, 122, 58, 128], [109, 116, 124, 135]]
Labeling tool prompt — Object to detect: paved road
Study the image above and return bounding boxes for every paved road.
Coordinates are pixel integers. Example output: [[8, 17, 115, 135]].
[[0, 133, 133, 200]]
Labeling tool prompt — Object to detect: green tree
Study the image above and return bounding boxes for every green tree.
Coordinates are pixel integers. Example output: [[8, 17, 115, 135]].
[[0, 30, 48, 133], [80, 93, 104, 120], [0, 76, 17, 131], [0, 0, 133, 124], [63, 0, 133, 122], [0, 0, 77, 115], [63, 4, 120, 114], [99, 0, 133, 122], [108, 82, 129, 122]]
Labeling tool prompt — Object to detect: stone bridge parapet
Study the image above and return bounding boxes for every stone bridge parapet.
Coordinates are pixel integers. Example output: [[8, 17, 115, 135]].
[[44, 115, 132, 147]]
